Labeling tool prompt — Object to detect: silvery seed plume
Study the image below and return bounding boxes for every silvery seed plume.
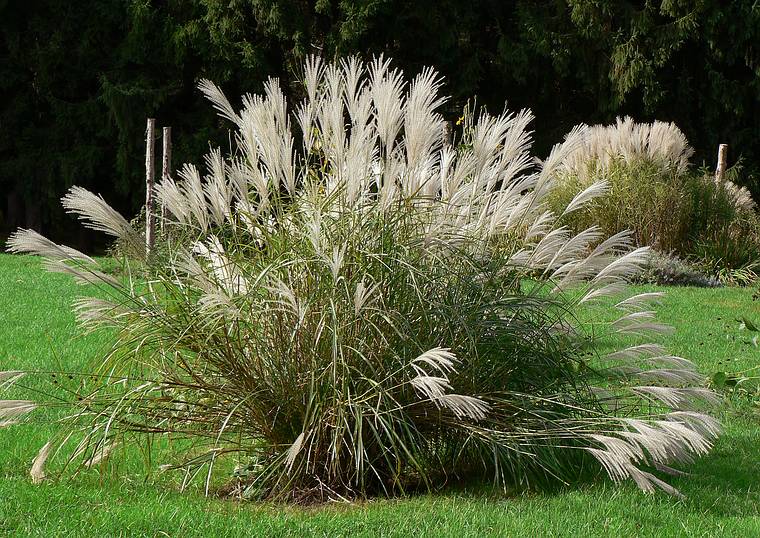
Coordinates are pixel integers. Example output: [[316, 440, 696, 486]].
[[560, 117, 694, 178], [61, 187, 142, 256], [84, 441, 119, 468], [561, 181, 610, 216], [178, 164, 210, 233], [605, 344, 667, 362], [411, 348, 459, 376], [192, 236, 248, 295], [723, 180, 756, 212], [43, 259, 121, 288], [353, 279, 379, 317], [198, 78, 242, 126], [410, 375, 452, 401], [436, 394, 490, 421], [633, 368, 705, 386], [0, 371, 25, 391], [72, 297, 129, 331], [6, 229, 95, 263], [615, 293, 665, 312], [0, 400, 36, 423], [632, 386, 722, 410], [285, 431, 307, 472], [30, 441, 53, 484]]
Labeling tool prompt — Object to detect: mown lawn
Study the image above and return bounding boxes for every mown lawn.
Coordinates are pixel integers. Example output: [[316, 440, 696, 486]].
[[1, 253, 758, 537]]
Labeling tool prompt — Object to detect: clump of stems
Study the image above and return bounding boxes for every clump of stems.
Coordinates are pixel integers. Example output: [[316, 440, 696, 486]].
[[5, 57, 720, 501]]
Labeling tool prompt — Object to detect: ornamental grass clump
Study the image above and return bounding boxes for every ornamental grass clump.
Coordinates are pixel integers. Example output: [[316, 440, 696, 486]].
[[4, 57, 720, 501], [547, 117, 760, 278]]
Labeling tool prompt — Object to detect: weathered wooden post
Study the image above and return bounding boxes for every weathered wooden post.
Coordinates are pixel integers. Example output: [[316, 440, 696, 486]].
[[715, 143, 728, 183], [145, 118, 156, 253], [160, 126, 172, 231], [442, 120, 453, 147]]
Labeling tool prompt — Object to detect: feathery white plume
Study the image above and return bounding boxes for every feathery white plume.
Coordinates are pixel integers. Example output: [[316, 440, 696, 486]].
[[30, 441, 53, 484]]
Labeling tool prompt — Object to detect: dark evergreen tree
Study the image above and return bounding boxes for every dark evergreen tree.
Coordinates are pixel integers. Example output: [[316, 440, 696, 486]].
[[1, 0, 758, 248]]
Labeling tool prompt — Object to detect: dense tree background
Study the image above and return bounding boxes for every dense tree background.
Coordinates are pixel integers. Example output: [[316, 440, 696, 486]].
[[2, 0, 758, 250]]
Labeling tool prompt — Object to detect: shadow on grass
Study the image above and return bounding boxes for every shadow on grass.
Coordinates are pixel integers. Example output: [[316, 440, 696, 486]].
[[398, 414, 760, 521], [672, 418, 760, 517]]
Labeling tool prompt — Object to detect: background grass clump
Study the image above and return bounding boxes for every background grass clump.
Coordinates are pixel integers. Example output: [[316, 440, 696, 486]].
[[547, 118, 760, 284]]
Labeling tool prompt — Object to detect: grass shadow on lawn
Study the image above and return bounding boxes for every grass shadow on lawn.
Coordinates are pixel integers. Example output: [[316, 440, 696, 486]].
[[672, 416, 760, 518]]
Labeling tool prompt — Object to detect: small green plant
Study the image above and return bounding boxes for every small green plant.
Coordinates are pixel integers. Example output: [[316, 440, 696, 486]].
[[709, 317, 760, 415]]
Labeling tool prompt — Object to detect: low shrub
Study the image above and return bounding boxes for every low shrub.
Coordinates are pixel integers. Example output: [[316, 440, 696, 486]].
[[4, 58, 719, 500], [635, 252, 721, 288]]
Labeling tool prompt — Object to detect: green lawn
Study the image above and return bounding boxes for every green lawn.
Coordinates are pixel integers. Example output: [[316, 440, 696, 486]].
[[1, 253, 758, 537]]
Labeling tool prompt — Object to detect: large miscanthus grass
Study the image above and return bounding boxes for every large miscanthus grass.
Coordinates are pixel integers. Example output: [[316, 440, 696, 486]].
[[4, 57, 720, 500]]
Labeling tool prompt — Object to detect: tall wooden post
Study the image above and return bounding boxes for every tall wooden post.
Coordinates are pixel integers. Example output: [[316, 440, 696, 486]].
[[715, 143, 728, 183], [145, 118, 156, 254], [160, 126, 172, 231]]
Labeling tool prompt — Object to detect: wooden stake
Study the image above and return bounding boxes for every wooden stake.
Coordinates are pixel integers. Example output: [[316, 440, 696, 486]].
[[161, 126, 172, 230], [715, 143, 728, 183], [442, 120, 453, 147], [145, 118, 156, 253]]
